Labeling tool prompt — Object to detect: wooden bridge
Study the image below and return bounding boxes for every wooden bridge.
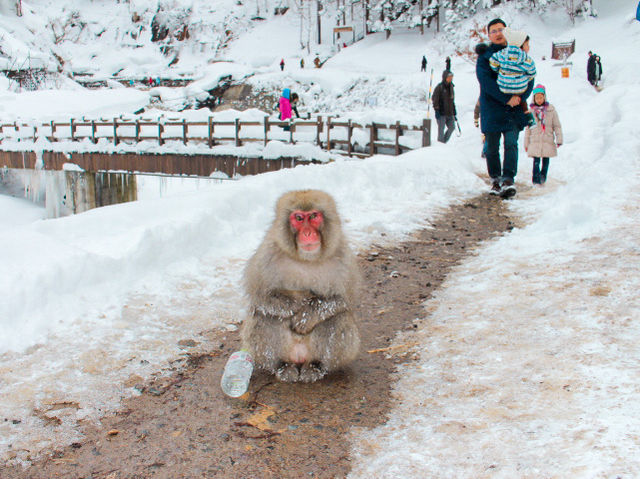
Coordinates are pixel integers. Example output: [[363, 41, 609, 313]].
[[0, 115, 432, 177], [0, 150, 320, 178]]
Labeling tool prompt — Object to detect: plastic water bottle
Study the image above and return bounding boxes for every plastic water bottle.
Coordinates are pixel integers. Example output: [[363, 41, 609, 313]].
[[220, 350, 254, 397]]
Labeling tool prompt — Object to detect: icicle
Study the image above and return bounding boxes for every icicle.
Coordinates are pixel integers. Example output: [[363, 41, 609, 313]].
[[24, 154, 46, 206], [44, 170, 69, 218], [159, 175, 168, 197]]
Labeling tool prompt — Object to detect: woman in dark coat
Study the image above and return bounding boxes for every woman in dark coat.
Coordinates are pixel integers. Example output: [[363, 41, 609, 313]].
[[594, 55, 603, 86]]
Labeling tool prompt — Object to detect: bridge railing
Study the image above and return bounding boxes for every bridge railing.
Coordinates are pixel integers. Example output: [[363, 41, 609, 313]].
[[0, 116, 432, 157]]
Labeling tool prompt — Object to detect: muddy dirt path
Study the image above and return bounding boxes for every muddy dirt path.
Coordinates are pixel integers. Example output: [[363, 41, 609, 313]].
[[3, 195, 516, 479]]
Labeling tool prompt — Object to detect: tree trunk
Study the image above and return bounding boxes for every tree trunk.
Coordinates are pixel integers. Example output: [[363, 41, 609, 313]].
[[317, 0, 322, 44], [364, 0, 370, 34]]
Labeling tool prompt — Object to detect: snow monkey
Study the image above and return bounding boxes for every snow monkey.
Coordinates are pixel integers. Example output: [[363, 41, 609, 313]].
[[241, 190, 361, 383]]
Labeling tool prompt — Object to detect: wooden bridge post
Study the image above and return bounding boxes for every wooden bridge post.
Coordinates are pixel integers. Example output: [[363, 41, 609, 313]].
[[395, 120, 401, 155], [135, 119, 140, 142], [113, 118, 119, 146], [347, 120, 353, 156], [326, 116, 332, 151], [316, 115, 323, 147], [235, 118, 241, 146], [263, 116, 270, 146], [422, 118, 431, 147], [71, 118, 76, 141], [208, 116, 214, 148], [158, 121, 164, 146], [369, 122, 377, 156], [182, 118, 187, 145], [289, 120, 294, 144], [50, 121, 56, 142]]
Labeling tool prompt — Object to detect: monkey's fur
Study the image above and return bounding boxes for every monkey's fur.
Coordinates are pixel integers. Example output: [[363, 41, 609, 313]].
[[241, 190, 361, 383]]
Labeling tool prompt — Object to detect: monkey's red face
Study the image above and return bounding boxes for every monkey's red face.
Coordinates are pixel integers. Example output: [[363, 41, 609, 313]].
[[289, 210, 323, 253]]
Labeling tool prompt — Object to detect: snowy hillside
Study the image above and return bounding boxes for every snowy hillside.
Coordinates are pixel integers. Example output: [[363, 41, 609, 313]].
[[1, 0, 368, 85], [0, 0, 593, 113], [2, 0, 640, 475], [1, 0, 254, 77], [0, 0, 602, 122]]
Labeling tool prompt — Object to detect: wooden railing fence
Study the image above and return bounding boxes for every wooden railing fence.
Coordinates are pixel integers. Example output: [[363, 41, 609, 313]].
[[0, 116, 431, 157]]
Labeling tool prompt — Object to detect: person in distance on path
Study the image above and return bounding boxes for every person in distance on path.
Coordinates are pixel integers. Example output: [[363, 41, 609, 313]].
[[432, 70, 457, 144], [587, 51, 596, 86]]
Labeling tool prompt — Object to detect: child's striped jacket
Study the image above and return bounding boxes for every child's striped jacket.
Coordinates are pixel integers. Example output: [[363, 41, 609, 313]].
[[489, 46, 536, 94]]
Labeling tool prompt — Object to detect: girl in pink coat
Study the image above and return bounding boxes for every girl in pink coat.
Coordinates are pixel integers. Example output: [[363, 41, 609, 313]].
[[524, 84, 563, 184]]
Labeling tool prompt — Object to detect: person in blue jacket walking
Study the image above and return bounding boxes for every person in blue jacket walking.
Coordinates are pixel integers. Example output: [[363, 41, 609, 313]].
[[475, 18, 534, 198]]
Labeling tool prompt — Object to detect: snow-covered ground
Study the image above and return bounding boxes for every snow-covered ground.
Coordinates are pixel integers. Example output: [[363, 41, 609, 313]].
[[2, 0, 640, 475]]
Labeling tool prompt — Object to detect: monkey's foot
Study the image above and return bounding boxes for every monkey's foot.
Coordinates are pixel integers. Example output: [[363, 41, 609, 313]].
[[275, 363, 300, 382], [299, 362, 328, 383]]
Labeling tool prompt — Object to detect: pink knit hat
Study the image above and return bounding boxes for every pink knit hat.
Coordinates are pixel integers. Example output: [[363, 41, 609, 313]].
[[532, 84, 546, 97]]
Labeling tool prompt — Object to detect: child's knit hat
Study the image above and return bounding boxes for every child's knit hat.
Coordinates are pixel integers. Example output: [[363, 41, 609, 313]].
[[503, 27, 529, 48], [532, 84, 546, 97]]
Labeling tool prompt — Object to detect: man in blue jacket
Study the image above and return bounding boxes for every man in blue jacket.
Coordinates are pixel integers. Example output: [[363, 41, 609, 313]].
[[476, 18, 534, 198]]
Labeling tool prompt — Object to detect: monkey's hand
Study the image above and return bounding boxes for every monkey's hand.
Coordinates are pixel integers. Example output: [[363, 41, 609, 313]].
[[290, 296, 348, 335], [290, 308, 323, 335], [254, 292, 303, 321]]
